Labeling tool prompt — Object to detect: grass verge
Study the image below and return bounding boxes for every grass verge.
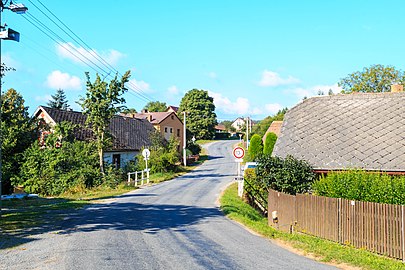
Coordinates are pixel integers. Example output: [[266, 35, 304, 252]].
[[220, 183, 405, 270]]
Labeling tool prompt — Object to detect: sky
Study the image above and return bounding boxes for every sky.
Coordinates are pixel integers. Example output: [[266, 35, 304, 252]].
[[2, 0, 405, 121]]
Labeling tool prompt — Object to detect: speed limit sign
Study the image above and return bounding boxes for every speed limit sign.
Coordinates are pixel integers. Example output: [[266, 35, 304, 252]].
[[233, 147, 245, 159]]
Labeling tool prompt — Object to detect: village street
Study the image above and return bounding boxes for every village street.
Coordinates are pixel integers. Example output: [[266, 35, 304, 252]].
[[1, 141, 336, 270]]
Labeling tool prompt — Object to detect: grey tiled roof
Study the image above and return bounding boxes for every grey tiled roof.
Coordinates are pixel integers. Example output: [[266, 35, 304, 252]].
[[272, 92, 405, 172], [36, 106, 154, 151]]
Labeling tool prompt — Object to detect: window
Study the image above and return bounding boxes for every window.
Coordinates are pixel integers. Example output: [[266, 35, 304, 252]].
[[177, 129, 180, 137], [113, 154, 121, 169], [171, 115, 174, 120], [170, 128, 173, 133], [165, 127, 168, 132]]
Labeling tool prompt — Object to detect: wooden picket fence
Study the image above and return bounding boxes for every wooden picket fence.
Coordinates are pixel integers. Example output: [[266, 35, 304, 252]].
[[268, 189, 405, 261]]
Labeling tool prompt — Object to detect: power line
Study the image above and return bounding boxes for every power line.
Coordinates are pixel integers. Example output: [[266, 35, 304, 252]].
[[26, 0, 156, 102]]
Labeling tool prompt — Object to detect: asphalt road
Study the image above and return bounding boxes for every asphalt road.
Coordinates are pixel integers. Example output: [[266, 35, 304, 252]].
[[1, 140, 337, 270]]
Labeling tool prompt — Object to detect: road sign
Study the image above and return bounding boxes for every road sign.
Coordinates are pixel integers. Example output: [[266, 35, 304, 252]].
[[233, 147, 245, 159], [142, 149, 150, 159]]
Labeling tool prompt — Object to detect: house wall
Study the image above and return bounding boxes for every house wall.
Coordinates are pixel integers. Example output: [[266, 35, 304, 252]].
[[232, 118, 245, 131], [157, 113, 184, 151], [104, 151, 139, 168]]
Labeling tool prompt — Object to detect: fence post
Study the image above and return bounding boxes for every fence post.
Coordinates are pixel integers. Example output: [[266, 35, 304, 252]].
[[401, 205, 405, 262], [127, 172, 130, 185], [141, 170, 144, 185], [338, 198, 342, 244], [135, 173, 138, 187], [146, 169, 150, 184]]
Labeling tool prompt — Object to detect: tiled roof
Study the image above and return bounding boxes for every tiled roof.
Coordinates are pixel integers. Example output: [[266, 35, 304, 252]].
[[215, 124, 226, 131], [272, 92, 405, 172], [265, 121, 283, 137], [134, 111, 180, 124], [36, 106, 154, 151], [166, 106, 179, 112]]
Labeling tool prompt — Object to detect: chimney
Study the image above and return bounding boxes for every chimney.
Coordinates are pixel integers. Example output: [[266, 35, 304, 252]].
[[391, 84, 403, 93], [148, 114, 153, 122]]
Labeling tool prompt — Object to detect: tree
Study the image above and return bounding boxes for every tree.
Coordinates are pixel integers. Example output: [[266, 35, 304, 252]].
[[252, 108, 287, 138], [1, 63, 15, 79], [79, 71, 131, 174], [143, 101, 167, 112], [338, 64, 405, 93], [121, 107, 137, 114], [263, 132, 277, 155], [178, 89, 217, 140], [247, 134, 263, 161], [47, 88, 70, 110], [1, 89, 36, 193]]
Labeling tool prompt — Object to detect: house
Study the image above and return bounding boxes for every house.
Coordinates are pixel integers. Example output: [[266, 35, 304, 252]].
[[232, 117, 245, 131], [215, 124, 227, 133], [272, 88, 405, 173], [166, 105, 179, 113], [34, 106, 155, 168], [132, 111, 184, 151], [262, 120, 282, 142]]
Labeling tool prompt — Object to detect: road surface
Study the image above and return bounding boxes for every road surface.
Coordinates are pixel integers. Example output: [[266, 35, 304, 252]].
[[1, 140, 337, 270]]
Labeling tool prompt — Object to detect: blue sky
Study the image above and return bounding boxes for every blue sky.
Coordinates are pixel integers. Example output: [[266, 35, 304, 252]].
[[2, 0, 405, 120]]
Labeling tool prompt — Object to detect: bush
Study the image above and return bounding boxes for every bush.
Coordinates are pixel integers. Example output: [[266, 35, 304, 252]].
[[13, 140, 101, 196], [137, 135, 180, 173], [247, 134, 263, 162], [263, 132, 277, 155], [256, 155, 315, 195], [313, 170, 405, 204], [187, 142, 201, 155]]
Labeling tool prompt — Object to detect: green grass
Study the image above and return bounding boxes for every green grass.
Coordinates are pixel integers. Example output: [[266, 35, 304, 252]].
[[220, 183, 405, 270]]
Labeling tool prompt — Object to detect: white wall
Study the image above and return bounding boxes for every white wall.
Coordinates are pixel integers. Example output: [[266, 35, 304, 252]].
[[103, 151, 140, 168]]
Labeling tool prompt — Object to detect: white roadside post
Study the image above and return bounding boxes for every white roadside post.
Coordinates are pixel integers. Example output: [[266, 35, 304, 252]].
[[233, 146, 245, 197], [142, 149, 150, 184]]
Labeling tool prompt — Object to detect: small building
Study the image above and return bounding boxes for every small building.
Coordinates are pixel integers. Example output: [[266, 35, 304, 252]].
[[34, 106, 154, 168], [232, 117, 245, 131], [133, 111, 184, 151], [215, 124, 227, 133], [272, 89, 405, 173]]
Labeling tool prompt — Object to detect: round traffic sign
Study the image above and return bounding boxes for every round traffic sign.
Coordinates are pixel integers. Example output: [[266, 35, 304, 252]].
[[233, 147, 245, 159], [142, 149, 150, 159]]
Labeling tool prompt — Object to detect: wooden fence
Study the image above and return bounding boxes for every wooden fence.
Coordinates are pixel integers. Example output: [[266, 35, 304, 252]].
[[268, 189, 405, 261]]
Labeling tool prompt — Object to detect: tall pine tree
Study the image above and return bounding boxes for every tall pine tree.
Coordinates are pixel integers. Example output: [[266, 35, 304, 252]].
[[47, 89, 70, 110]]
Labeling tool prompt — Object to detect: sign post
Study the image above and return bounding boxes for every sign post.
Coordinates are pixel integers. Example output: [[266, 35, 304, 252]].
[[142, 149, 150, 184], [233, 147, 245, 197]]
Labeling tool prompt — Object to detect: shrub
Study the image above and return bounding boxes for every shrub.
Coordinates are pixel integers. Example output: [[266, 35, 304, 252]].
[[137, 135, 181, 173], [313, 170, 405, 204], [187, 142, 201, 155], [263, 132, 277, 155], [256, 155, 315, 195], [13, 140, 101, 196], [247, 134, 263, 161]]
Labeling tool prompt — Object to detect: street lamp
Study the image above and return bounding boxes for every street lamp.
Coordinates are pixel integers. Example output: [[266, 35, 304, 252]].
[[0, 0, 27, 217]]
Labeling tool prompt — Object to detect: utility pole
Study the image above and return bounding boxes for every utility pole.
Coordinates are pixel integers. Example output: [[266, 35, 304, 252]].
[[246, 116, 249, 150], [183, 111, 187, 166], [0, 0, 28, 217]]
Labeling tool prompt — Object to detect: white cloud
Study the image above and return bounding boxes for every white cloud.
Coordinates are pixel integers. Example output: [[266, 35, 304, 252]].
[[128, 79, 152, 93], [265, 103, 283, 114], [290, 83, 342, 99], [46, 70, 82, 90], [168, 85, 179, 95], [209, 91, 249, 115], [258, 70, 300, 87], [56, 42, 125, 66]]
